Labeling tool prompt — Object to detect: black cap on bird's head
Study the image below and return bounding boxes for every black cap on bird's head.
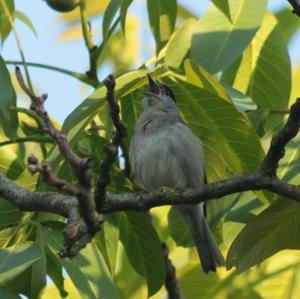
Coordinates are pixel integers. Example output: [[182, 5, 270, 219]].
[[146, 74, 176, 102]]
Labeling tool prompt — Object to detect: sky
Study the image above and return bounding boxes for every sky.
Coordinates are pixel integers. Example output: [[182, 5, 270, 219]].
[[2, 0, 298, 123]]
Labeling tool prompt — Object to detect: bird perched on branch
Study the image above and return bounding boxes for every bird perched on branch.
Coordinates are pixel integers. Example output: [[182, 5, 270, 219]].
[[129, 75, 225, 273]]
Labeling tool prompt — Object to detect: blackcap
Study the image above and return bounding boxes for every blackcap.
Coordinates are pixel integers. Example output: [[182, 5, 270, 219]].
[[129, 75, 225, 273]]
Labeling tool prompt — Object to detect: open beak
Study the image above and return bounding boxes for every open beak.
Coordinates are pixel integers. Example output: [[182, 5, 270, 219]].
[[147, 74, 160, 95]]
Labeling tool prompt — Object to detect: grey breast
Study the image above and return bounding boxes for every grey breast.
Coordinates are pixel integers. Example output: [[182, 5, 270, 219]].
[[129, 109, 205, 189]]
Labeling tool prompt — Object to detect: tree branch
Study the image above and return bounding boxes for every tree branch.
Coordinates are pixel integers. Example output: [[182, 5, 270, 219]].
[[287, 0, 300, 17], [15, 66, 103, 256]]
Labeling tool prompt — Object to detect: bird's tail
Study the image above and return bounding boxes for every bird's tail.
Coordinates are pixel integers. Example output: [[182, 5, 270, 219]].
[[176, 203, 225, 273]]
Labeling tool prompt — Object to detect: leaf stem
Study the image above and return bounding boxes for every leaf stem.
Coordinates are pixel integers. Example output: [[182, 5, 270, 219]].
[[0, 0, 33, 91], [5, 60, 98, 86]]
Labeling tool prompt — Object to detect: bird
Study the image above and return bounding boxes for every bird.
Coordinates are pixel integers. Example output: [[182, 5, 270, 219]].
[[129, 74, 225, 273]]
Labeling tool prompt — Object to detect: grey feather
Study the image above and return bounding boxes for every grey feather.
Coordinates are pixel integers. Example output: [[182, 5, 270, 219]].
[[129, 80, 225, 273]]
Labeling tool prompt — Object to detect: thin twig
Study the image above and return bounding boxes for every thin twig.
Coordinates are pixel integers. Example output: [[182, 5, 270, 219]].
[[261, 97, 300, 175], [27, 154, 80, 195], [95, 75, 128, 211], [287, 0, 300, 17]]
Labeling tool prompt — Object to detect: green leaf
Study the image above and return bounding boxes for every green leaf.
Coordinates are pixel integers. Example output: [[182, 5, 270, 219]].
[[275, 8, 300, 42], [147, 0, 177, 54], [0, 288, 21, 299], [179, 263, 225, 299], [222, 13, 291, 109], [46, 229, 120, 299], [224, 85, 257, 112], [95, 218, 119, 275], [14, 11, 37, 38], [211, 0, 231, 21], [165, 19, 199, 68], [0, 242, 42, 284], [168, 207, 193, 247], [0, 199, 22, 229], [119, 212, 166, 296], [0, 56, 18, 138], [191, 0, 267, 74], [102, 0, 122, 39], [30, 225, 47, 299], [278, 133, 300, 184], [0, 0, 14, 43], [163, 77, 264, 179], [227, 199, 300, 273], [120, 0, 133, 36], [222, 192, 264, 249], [46, 244, 68, 298], [184, 59, 229, 101], [290, 62, 300, 105]]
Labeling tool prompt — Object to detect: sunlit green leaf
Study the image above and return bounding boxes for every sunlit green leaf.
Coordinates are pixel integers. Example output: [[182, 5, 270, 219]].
[[211, 0, 231, 21], [0, 0, 14, 43], [14, 11, 37, 38], [46, 229, 120, 299], [191, 0, 267, 74], [222, 13, 291, 109], [147, 0, 177, 54], [165, 19, 199, 68], [0, 242, 42, 285]]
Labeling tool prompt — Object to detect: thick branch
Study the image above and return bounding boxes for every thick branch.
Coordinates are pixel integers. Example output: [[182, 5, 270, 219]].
[[102, 172, 300, 212], [0, 172, 76, 217]]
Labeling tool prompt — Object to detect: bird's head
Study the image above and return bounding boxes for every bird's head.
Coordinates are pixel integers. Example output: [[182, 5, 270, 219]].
[[142, 74, 177, 112]]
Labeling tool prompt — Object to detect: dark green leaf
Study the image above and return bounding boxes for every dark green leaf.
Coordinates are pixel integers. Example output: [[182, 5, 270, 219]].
[[0, 56, 18, 138], [227, 199, 300, 273], [102, 0, 122, 39], [0, 242, 42, 284], [119, 212, 166, 296], [120, 0, 133, 35], [168, 207, 194, 247], [46, 244, 68, 298], [30, 225, 47, 299], [0, 287, 21, 299], [147, 0, 177, 54], [191, 0, 267, 74]]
